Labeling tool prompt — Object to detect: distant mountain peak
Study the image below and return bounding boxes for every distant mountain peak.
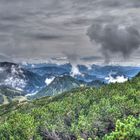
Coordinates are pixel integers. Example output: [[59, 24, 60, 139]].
[[0, 62, 46, 93], [28, 75, 80, 99]]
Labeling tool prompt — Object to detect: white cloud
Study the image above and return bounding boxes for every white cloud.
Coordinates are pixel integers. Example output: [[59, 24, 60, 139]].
[[105, 75, 128, 83], [70, 64, 82, 77]]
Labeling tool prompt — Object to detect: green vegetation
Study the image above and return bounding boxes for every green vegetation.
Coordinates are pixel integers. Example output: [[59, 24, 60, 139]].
[[0, 113, 36, 140], [104, 116, 140, 140], [0, 75, 140, 139], [0, 86, 26, 105]]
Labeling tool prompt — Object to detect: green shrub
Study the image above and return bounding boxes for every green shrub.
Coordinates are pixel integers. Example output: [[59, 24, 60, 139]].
[[0, 112, 36, 140], [1, 75, 140, 139], [104, 116, 140, 140]]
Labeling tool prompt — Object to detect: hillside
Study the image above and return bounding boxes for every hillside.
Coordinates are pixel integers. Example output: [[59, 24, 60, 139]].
[[0, 86, 26, 105], [29, 75, 81, 99], [0, 75, 140, 139]]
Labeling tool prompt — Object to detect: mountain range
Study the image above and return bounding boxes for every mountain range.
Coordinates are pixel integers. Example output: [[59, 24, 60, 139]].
[[0, 62, 46, 93], [0, 62, 140, 102], [28, 75, 80, 99], [1, 69, 140, 139]]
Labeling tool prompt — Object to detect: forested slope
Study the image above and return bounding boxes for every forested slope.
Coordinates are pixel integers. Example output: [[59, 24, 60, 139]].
[[0, 74, 140, 139]]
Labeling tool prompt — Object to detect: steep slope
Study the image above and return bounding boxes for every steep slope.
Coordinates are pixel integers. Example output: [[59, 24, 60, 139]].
[[0, 86, 26, 105], [29, 75, 81, 99], [0, 62, 46, 93], [135, 71, 140, 77], [0, 74, 140, 139]]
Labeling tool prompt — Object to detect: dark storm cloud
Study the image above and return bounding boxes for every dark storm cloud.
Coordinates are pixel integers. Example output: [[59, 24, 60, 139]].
[[87, 15, 140, 63], [0, 15, 23, 21], [81, 56, 102, 61], [99, 0, 140, 8], [0, 23, 18, 32], [0, 0, 140, 64], [85, 0, 140, 63], [27, 33, 63, 41]]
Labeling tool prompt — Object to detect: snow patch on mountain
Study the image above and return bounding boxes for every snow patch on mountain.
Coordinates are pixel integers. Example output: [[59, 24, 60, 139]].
[[0, 67, 4, 73], [0, 65, 27, 91], [4, 77, 27, 91], [45, 77, 55, 85], [2, 65, 27, 91], [25, 91, 38, 97], [105, 75, 128, 83]]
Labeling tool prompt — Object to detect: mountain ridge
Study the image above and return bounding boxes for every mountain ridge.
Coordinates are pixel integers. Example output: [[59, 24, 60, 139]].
[[0, 85, 26, 105], [28, 75, 81, 99], [0, 62, 46, 93]]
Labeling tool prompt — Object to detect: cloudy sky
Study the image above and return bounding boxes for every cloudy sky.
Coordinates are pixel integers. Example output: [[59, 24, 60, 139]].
[[0, 0, 140, 65]]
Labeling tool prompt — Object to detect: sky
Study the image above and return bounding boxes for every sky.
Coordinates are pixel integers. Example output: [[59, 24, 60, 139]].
[[0, 0, 140, 65]]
